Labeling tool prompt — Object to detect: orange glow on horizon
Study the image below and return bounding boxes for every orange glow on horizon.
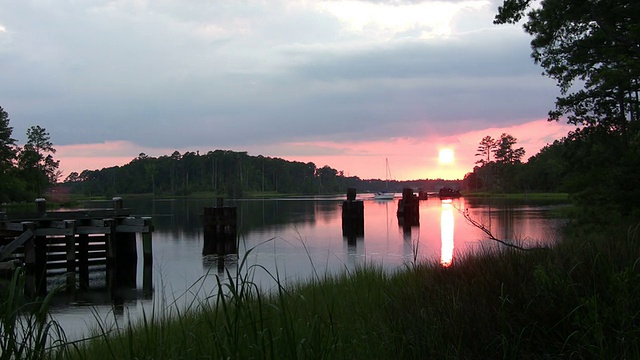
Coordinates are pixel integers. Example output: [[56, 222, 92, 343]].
[[54, 119, 576, 181]]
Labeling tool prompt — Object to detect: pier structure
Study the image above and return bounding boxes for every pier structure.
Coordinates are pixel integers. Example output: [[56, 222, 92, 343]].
[[0, 197, 153, 297]]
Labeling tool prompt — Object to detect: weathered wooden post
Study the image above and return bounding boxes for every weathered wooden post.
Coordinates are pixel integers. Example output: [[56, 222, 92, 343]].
[[33, 197, 49, 293], [342, 188, 364, 245], [64, 220, 76, 292], [112, 198, 138, 267], [34, 228, 48, 295], [35, 198, 46, 215], [105, 219, 117, 265], [77, 233, 89, 289], [202, 198, 238, 269], [141, 217, 153, 297], [112, 196, 124, 210], [22, 222, 39, 297], [105, 218, 120, 298], [397, 188, 419, 227], [115, 224, 137, 290]]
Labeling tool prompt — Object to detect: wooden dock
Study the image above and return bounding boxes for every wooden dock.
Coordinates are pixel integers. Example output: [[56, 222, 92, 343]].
[[0, 197, 153, 296]]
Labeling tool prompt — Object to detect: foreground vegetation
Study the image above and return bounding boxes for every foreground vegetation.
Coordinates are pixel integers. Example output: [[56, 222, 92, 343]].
[[3, 216, 638, 359]]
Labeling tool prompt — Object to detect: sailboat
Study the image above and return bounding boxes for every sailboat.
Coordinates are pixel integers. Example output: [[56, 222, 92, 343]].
[[374, 158, 395, 200]]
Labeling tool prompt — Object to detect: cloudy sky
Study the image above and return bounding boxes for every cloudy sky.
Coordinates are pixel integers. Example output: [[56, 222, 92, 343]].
[[0, 0, 574, 180]]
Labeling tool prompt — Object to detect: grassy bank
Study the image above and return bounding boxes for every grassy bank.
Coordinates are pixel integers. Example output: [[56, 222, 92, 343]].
[[62, 221, 639, 359], [462, 191, 571, 201], [3, 221, 639, 359]]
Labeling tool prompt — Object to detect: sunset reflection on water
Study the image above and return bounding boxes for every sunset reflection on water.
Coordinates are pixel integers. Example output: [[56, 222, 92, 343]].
[[49, 196, 566, 341], [440, 200, 454, 267]]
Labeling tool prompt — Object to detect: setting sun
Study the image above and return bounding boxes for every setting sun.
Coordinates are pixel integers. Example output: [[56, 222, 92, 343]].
[[438, 148, 455, 165]]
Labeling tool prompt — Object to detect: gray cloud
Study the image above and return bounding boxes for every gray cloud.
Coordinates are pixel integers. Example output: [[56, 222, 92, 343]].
[[0, 0, 555, 153]]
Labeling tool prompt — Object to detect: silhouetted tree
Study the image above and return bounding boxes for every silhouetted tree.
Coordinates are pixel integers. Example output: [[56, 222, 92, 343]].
[[17, 125, 60, 196], [64, 172, 80, 183], [0, 106, 24, 202], [475, 135, 497, 166], [495, 0, 640, 135], [496, 0, 640, 213], [494, 133, 526, 165], [0, 106, 16, 172]]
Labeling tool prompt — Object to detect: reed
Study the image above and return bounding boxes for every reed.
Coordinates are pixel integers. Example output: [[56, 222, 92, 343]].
[[5, 220, 639, 359], [63, 221, 640, 359], [0, 267, 67, 360]]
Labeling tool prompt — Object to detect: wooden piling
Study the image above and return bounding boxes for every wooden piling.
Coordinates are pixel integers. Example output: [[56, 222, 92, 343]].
[[77, 233, 89, 289], [22, 222, 37, 297], [65, 220, 76, 292], [346, 187, 357, 202], [35, 198, 46, 214], [114, 228, 137, 289], [34, 234, 47, 295], [113, 197, 124, 210], [342, 188, 364, 241], [397, 188, 419, 226], [202, 201, 238, 257], [105, 219, 117, 265], [140, 217, 153, 297], [141, 217, 153, 265]]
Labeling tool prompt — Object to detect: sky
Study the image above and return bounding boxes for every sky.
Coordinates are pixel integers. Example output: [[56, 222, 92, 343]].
[[0, 0, 576, 181]]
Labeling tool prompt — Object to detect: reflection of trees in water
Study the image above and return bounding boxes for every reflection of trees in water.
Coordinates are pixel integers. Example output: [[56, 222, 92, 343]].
[[458, 197, 564, 251], [121, 198, 342, 238], [496, 204, 516, 242]]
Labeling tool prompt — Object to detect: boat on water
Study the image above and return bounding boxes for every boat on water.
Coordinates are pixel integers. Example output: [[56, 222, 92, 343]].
[[438, 187, 461, 199], [417, 189, 429, 200], [374, 158, 395, 200], [374, 191, 395, 200]]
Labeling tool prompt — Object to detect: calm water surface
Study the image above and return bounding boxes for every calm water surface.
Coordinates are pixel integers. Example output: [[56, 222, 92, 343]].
[[51, 195, 567, 340]]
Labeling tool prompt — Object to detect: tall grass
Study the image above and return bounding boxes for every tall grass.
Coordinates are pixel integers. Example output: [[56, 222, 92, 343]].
[[0, 267, 67, 360], [4, 220, 640, 359], [63, 220, 640, 359]]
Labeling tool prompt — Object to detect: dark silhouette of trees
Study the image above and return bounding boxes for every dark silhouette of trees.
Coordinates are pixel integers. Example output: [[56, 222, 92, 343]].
[[61, 149, 465, 198], [0, 108, 60, 201], [475, 136, 497, 166], [494, 133, 526, 165], [0, 106, 16, 172], [0, 106, 22, 202], [63, 150, 329, 197], [17, 126, 60, 197], [495, 0, 640, 132], [495, 0, 640, 214], [465, 133, 526, 192]]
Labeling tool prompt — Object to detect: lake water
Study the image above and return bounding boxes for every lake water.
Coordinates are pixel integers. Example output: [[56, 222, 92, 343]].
[[48, 195, 568, 340]]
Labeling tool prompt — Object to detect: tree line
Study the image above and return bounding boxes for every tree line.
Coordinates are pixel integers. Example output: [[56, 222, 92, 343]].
[[0, 106, 60, 203], [463, 0, 640, 216], [62, 150, 460, 197], [63, 150, 355, 197]]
